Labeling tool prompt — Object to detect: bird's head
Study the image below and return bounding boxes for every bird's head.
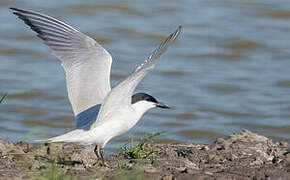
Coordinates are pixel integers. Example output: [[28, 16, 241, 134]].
[[132, 93, 170, 114]]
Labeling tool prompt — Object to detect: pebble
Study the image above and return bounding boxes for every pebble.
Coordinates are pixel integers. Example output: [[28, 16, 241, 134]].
[[161, 174, 173, 180], [204, 171, 213, 175]]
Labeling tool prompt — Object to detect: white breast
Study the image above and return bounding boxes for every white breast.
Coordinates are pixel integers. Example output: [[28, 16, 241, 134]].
[[89, 106, 140, 147]]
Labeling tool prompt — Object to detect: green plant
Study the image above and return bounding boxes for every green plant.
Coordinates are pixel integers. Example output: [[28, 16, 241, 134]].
[[39, 156, 68, 180], [119, 130, 168, 159], [33, 144, 73, 180], [0, 93, 7, 104]]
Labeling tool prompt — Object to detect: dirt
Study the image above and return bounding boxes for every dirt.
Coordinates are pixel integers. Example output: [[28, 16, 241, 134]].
[[0, 130, 289, 179]]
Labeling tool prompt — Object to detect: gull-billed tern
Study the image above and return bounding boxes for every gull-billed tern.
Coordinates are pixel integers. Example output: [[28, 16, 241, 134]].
[[11, 7, 181, 164]]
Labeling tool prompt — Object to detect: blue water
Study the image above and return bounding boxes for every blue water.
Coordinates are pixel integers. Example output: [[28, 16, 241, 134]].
[[1, 0, 290, 152]]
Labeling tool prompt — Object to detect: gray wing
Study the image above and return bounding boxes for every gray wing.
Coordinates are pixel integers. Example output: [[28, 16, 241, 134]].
[[11, 8, 112, 126], [91, 26, 181, 128]]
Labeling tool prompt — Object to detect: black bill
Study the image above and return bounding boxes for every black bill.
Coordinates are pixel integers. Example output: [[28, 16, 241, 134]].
[[156, 102, 170, 109]]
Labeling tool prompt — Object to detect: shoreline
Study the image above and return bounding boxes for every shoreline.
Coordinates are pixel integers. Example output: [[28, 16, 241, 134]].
[[0, 130, 289, 179]]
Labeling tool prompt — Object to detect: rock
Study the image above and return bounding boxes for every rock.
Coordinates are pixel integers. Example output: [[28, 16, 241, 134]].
[[229, 130, 269, 143], [204, 171, 213, 175], [184, 159, 199, 170], [161, 174, 173, 180], [143, 165, 158, 173], [284, 152, 290, 162], [250, 157, 264, 166], [279, 141, 288, 147], [200, 145, 209, 151]]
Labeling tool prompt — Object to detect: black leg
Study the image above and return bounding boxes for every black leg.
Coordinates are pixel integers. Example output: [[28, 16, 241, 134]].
[[94, 145, 100, 159], [100, 147, 105, 165], [94, 145, 105, 166]]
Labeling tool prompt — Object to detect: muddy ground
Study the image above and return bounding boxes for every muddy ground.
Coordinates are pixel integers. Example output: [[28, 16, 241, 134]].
[[0, 130, 289, 179]]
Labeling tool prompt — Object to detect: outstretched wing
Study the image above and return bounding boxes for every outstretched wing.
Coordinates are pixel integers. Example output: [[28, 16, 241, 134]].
[[11, 8, 112, 126], [91, 26, 181, 128]]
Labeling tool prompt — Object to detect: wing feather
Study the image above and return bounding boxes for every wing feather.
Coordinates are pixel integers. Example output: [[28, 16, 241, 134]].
[[91, 26, 181, 128], [11, 8, 112, 127]]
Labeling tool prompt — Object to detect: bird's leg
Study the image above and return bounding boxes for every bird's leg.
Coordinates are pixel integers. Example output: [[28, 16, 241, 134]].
[[99, 147, 105, 165], [94, 145, 105, 166], [94, 145, 100, 159]]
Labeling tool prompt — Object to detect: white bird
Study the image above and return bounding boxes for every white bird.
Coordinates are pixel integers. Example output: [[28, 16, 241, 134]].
[[11, 7, 181, 164]]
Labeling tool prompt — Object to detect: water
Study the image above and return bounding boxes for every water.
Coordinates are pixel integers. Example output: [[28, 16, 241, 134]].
[[1, 0, 290, 152]]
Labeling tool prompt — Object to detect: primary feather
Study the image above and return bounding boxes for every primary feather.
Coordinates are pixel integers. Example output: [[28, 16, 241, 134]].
[[10, 8, 112, 126]]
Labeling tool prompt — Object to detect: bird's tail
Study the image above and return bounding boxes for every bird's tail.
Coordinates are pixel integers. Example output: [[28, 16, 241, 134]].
[[34, 129, 85, 143]]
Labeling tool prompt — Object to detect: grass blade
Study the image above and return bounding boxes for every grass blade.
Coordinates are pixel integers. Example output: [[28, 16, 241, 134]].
[[0, 93, 7, 104]]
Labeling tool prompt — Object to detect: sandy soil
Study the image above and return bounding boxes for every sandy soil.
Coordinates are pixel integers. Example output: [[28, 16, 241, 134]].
[[0, 130, 289, 179]]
